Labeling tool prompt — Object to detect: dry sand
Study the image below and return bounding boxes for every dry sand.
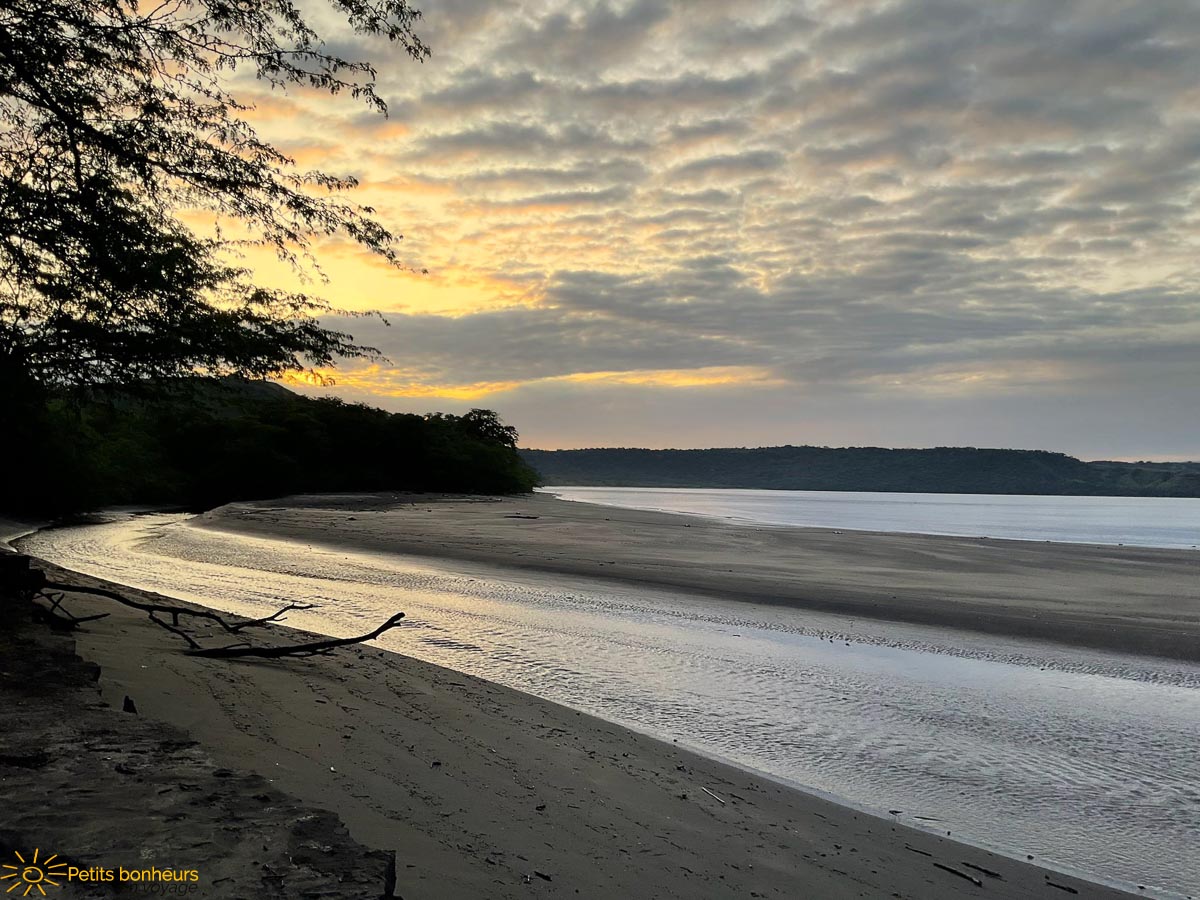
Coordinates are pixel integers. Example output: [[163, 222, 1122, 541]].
[[16, 561, 1144, 900], [198, 492, 1200, 662], [1, 569, 392, 899]]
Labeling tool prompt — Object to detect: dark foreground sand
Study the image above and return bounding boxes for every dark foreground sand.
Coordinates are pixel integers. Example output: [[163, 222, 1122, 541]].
[[198, 492, 1200, 662], [5, 560, 1145, 900], [1, 571, 391, 898]]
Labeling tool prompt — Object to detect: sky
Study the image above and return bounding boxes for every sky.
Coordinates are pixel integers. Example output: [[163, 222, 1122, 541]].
[[238, 0, 1199, 459]]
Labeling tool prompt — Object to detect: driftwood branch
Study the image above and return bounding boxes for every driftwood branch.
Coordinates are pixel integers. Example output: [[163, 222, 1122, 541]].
[[228, 602, 317, 632], [147, 611, 202, 650], [30, 590, 112, 630], [187, 613, 406, 659], [31, 576, 403, 661], [42, 580, 305, 635]]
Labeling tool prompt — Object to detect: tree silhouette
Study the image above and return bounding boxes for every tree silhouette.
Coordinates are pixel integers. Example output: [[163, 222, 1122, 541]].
[[457, 409, 521, 449], [0, 0, 428, 394]]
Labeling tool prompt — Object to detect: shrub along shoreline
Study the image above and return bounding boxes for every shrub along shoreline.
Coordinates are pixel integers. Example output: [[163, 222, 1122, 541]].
[[4, 379, 538, 516]]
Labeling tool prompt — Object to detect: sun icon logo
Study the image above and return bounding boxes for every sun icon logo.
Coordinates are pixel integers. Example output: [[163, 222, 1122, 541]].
[[1, 849, 66, 896]]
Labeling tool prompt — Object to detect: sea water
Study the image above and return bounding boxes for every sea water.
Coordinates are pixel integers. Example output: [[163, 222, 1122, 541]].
[[542, 486, 1200, 549]]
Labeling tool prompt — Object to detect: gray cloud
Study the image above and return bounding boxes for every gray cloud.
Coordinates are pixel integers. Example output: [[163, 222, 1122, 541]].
[[498, 0, 673, 75], [667, 149, 787, 181], [324, 306, 751, 383], [305, 0, 1200, 457], [406, 120, 651, 161]]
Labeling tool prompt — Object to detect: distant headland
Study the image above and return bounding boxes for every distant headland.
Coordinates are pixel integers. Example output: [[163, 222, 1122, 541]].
[[520, 446, 1200, 498]]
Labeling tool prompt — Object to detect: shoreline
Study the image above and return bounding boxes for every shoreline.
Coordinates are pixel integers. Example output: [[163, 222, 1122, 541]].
[[195, 492, 1200, 663], [540, 488, 1200, 550], [0, 516, 41, 552], [16, 558, 1151, 899]]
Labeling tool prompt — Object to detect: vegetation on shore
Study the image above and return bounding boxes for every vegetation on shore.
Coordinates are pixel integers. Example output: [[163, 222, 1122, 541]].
[[5, 381, 537, 516], [1, 0, 428, 400], [1, 2, 487, 520], [521, 446, 1200, 497]]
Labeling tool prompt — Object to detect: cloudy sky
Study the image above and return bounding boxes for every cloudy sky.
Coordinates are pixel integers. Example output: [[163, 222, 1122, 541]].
[[242, 0, 1199, 458]]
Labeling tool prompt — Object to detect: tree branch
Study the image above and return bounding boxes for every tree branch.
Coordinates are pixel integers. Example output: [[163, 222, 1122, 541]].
[[186, 613, 406, 659], [38, 578, 403, 660], [43, 579, 298, 634], [30, 590, 111, 630], [228, 601, 316, 632]]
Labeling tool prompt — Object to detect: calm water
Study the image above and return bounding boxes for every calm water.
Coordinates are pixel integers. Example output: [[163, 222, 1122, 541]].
[[21, 513, 1200, 898], [542, 486, 1200, 549]]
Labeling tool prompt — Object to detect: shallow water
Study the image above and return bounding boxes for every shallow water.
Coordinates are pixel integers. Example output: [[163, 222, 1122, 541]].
[[22, 513, 1200, 897], [542, 486, 1200, 549]]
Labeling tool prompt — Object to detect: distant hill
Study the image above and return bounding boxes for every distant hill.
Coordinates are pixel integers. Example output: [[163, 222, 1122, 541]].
[[520, 446, 1200, 498]]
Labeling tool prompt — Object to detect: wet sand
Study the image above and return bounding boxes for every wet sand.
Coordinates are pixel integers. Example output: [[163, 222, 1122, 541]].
[[21, 560, 1144, 899], [198, 492, 1200, 662]]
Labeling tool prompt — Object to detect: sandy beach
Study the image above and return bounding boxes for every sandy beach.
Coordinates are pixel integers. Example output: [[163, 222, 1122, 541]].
[[197, 492, 1200, 662], [4, 554, 1147, 899], [9, 0, 1199, 897], [1, 592, 393, 899]]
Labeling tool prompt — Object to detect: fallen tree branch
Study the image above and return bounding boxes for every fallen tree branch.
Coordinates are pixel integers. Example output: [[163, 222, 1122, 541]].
[[186, 613, 406, 659], [147, 611, 202, 650], [45, 590, 110, 623], [31, 590, 112, 630], [228, 602, 317, 632], [36, 576, 403, 661], [42, 579, 299, 635]]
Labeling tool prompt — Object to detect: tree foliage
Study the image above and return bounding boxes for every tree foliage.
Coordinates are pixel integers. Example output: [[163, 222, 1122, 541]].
[[3, 382, 539, 515], [0, 0, 428, 391]]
